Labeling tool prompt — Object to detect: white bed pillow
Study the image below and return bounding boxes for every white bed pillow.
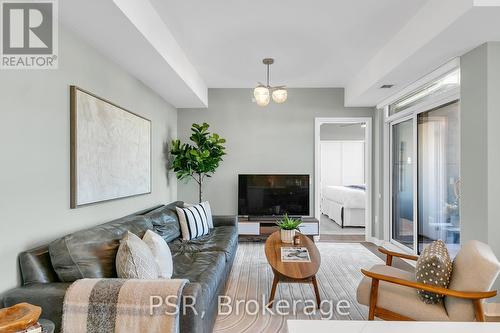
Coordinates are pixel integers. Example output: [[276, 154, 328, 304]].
[[142, 230, 173, 279]]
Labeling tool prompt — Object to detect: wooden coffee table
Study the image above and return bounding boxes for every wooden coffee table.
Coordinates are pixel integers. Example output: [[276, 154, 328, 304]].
[[264, 231, 321, 308]]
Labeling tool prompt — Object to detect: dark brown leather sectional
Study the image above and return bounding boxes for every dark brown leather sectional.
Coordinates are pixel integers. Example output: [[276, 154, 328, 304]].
[[0, 201, 238, 333]]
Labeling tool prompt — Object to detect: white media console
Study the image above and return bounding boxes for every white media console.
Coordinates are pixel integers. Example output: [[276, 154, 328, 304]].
[[238, 216, 319, 237]]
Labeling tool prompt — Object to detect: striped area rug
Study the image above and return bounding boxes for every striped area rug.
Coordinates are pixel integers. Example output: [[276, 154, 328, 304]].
[[213, 242, 383, 333]]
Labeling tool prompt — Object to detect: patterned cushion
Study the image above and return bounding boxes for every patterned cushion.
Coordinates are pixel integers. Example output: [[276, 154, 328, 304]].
[[415, 240, 453, 304], [176, 203, 211, 240], [142, 230, 173, 279], [116, 231, 159, 279]]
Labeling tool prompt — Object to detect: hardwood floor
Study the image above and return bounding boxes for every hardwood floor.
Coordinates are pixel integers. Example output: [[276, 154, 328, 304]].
[[214, 242, 385, 332]]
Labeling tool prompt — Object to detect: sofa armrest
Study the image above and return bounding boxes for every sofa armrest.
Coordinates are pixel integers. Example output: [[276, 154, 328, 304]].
[[213, 215, 238, 227], [1, 282, 210, 333], [179, 282, 206, 333], [1, 283, 71, 332]]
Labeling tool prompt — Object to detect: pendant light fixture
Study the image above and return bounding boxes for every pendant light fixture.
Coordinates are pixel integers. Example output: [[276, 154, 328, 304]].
[[253, 58, 287, 106]]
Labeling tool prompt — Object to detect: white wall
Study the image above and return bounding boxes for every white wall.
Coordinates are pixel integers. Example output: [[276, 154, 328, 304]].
[[320, 124, 366, 190], [320, 142, 343, 187], [486, 43, 500, 274], [0, 27, 178, 292], [177, 88, 373, 216], [320, 141, 365, 188], [460, 42, 500, 299], [460, 44, 489, 246]]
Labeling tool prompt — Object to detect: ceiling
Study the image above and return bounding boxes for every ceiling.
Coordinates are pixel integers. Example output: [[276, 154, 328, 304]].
[[60, 0, 500, 108], [149, 0, 427, 88]]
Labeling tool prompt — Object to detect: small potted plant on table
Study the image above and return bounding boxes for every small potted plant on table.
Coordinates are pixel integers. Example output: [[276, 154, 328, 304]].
[[276, 214, 302, 244]]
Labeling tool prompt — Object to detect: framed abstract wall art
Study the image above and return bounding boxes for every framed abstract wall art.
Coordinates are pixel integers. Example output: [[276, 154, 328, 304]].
[[70, 86, 151, 208]]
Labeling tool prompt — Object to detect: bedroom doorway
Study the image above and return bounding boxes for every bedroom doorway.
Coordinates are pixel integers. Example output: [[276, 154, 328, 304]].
[[314, 117, 372, 240]]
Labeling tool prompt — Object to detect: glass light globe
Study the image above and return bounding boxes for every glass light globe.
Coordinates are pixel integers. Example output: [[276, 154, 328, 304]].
[[272, 88, 287, 103], [254, 85, 270, 106]]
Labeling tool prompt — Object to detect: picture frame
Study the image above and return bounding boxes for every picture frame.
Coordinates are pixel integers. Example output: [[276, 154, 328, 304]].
[[70, 86, 152, 208]]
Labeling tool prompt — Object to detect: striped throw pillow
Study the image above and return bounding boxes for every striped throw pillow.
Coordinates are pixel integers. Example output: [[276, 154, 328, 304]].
[[183, 201, 214, 229], [176, 203, 212, 240], [200, 201, 214, 229]]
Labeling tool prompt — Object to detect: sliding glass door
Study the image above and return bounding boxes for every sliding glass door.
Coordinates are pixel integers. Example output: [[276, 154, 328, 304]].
[[389, 68, 461, 255], [417, 101, 460, 255], [390, 101, 460, 255], [391, 119, 414, 249]]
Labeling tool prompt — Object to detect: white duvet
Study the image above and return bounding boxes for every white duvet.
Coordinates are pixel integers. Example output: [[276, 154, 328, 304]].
[[322, 185, 366, 209]]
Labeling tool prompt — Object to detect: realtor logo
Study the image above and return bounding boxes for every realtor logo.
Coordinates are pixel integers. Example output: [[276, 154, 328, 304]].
[[1, 0, 58, 69]]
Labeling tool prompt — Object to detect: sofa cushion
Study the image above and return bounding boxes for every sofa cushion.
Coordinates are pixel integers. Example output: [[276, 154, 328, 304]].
[[445, 240, 500, 321], [172, 251, 226, 308], [143, 202, 183, 242], [168, 226, 238, 262], [19, 245, 59, 284], [49, 216, 153, 282], [357, 264, 449, 321], [415, 240, 453, 304], [116, 231, 159, 279]]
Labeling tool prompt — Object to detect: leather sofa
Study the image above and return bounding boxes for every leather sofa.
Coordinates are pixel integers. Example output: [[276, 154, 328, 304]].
[[0, 201, 238, 333]]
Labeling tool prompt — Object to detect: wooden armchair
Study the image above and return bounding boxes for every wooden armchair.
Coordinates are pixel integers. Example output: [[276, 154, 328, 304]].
[[356, 241, 500, 322]]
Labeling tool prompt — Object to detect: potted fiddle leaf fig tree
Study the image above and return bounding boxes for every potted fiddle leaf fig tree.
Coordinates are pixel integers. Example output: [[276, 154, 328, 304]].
[[169, 123, 226, 203], [276, 213, 302, 244]]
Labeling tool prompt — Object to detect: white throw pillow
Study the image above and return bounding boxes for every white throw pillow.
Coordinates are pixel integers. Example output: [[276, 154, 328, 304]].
[[176, 203, 211, 240], [142, 230, 173, 279], [116, 231, 159, 279]]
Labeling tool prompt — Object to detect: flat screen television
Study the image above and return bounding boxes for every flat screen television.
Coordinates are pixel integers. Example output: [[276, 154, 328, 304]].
[[238, 174, 310, 217]]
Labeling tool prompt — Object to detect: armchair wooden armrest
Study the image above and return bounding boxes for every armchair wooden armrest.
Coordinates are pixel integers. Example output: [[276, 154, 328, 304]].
[[378, 247, 419, 266], [361, 268, 497, 321], [361, 269, 497, 300]]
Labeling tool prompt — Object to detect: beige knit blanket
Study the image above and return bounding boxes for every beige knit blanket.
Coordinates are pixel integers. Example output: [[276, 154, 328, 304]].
[[62, 279, 188, 333]]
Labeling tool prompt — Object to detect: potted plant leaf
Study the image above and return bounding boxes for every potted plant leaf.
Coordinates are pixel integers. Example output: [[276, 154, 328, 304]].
[[276, 213, 303, 244], [169, 123, 226, 203]]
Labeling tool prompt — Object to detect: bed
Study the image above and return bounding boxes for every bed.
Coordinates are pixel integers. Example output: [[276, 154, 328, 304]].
[[321, 185, 366, 228]]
